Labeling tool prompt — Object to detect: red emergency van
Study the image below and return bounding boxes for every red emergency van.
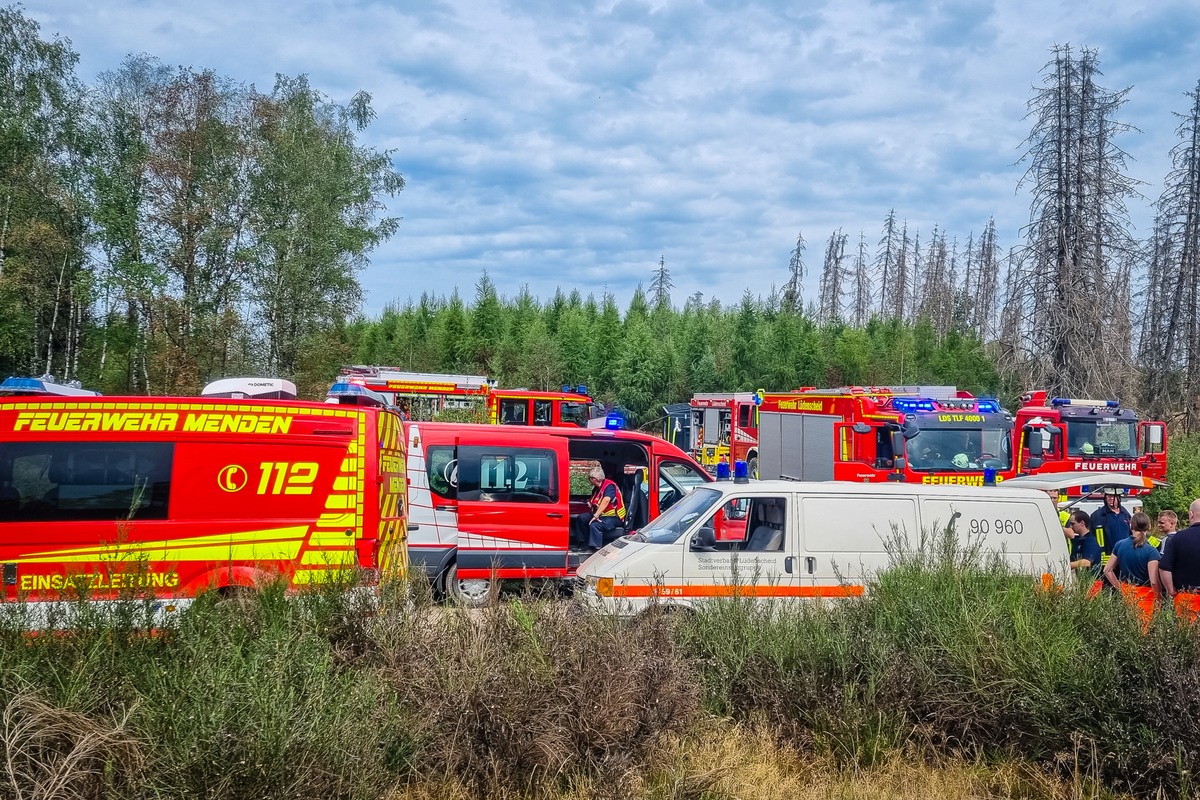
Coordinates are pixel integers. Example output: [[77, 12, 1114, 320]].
[[0, 390, 407, 605], [404, 420, 715, 605]]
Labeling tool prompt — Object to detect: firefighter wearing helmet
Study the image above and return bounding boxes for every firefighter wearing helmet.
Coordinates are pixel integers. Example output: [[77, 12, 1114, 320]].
[[1090, 486, 1132, 564]]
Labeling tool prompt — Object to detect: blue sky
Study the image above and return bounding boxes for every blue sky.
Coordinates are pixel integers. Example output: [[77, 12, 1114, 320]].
[[23, 0, 1200, 315]]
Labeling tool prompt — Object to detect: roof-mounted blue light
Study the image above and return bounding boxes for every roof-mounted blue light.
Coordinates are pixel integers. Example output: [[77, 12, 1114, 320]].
[[892, 397, 937, 413], [562, 384, 574, 393], [1051, 397, 1070, 406], [733, 460, 750, 483], [576, 384, 588, 395], [716, 461, 731, 480], [977, 399, 1000, 414], [0, 376, 100, 397], [326, 381, 391, 408], [604, 413, 624, 430], [1106, 400, 1120, 408]]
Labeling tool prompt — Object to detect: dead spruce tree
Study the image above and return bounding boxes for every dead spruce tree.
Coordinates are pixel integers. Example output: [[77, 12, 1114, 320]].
[[1017, 44, 1140, 399], [1141, 81, 1200, 430]]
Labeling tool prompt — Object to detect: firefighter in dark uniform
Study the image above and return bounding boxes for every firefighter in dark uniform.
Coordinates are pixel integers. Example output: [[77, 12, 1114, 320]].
[[1090, 487, 1131, 565], [1066, 510, 1102, 576]]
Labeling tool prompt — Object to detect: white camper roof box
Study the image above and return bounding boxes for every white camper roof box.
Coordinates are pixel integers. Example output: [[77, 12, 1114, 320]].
[[200, 377, 298, 400]]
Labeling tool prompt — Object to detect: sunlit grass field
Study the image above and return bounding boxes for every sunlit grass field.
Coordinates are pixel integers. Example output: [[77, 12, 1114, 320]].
[[0, 544, 1194, 799]]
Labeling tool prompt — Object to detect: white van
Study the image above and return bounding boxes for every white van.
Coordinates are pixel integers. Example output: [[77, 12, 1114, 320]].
[[575, 479, 1073, 614]]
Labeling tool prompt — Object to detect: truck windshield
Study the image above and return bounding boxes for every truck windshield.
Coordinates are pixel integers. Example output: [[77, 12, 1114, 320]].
[[560, 402, 592, 427], [906, 426, 1012, 471], [636, 486, 724, 544], [1066, 419, 1137, 457]]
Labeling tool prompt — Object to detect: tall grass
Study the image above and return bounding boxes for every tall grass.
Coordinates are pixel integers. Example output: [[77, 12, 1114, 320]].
[[680, 535, 1200, 797], [1, 544, 1197, 799]]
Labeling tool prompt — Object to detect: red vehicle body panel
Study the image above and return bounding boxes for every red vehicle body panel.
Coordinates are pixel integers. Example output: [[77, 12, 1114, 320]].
[[0, 396, 407, 602]]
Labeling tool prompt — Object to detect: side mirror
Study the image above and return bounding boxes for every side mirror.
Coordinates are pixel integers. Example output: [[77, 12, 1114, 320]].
[[1024, 425, 1044, 457], [1027, 456, 1043, 470], [690, 527, 717, 552], [852, 422, 871, 435], [901, 418, 920, 441], [1149, 425, 1164, 450]]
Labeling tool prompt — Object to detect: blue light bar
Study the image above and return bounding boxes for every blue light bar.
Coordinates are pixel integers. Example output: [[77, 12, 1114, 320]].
[[562, 384, 574, 393], [0, 376, 101, 397], [1106, 400, 1120, 408], [977, 399, 1000, 413], [1051, 397, 1070, 406], [604, 413, 624, 430], [326, 381, 390, 408], [0, 377, 48, 394], [576, 384, 588, 395], [892, 397, 937, 413]]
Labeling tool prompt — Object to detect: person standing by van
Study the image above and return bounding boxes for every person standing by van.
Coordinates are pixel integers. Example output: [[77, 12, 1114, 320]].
[[1066, 510, 1101, 574], [1159, 500, 1200, 615], [578, 466, 626, 551], [1103, 512, 1161, 591], [1091, 487, 1131, 563], [1149, 509, 1178, 551]]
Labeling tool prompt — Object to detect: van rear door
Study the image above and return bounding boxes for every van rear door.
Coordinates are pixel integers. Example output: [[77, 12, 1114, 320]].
[[454, 434, 571, 579]]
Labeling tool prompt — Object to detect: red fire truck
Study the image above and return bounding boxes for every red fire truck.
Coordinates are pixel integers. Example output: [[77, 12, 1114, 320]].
[[1014, 391, 1167, 494], [756, 386, 1017, 486], [336, 366, 596, 427], [0, 378, 407, 606], [689, 392, 761, 476]]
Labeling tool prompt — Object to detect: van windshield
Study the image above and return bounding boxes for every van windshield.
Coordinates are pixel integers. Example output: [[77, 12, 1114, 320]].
[[636, 486, 724, 544]]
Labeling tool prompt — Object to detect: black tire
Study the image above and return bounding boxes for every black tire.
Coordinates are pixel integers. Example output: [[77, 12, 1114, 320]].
[[445, 563, 497, 608], [747, 455, 759, 479]]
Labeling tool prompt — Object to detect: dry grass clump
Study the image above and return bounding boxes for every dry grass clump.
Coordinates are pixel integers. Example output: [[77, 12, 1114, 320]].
[[383, 720, 1131, 800], [0, 688, 143, 800], [369, 597, 700, 796]]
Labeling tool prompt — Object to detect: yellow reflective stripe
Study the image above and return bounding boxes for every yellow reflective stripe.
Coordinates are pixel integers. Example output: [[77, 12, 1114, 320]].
[[300, 548, 355, 566], [15, 525, 309, 564]]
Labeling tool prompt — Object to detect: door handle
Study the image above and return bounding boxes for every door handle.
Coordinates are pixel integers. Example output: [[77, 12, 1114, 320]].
[[435, 504, 456, 512], [407, 524, 420, 531], [783, 556, 794, 574], [805, 557, 815, 574], [546, 512, 564, 519]]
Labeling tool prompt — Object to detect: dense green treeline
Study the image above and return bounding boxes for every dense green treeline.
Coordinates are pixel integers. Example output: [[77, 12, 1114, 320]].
[[352, 274, 1000, 426], [0, 7, 401, 397]]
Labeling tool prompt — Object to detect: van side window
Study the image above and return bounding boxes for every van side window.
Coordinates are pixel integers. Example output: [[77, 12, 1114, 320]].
[[696, 497, 786, 551], [0, 442, 173, 522], [534, 400, 553, 426], [458, 447, 557, 503], [738, 404, 752, 429], [425, 445, 458, 499]]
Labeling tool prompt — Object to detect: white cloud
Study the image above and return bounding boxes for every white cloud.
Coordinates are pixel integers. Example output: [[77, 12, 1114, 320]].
[[23, 0, 1200, 313]]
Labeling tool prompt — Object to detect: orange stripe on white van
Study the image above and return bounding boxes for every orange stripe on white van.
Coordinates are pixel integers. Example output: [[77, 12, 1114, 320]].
[[611, 584, 864, 599]]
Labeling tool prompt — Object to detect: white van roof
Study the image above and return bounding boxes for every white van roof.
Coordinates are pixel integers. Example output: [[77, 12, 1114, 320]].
[[1002, 473, 1163, 492], [699, 479, 1055, 501]]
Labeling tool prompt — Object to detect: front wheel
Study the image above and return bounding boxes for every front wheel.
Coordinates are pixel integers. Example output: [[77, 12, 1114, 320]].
[[747, 456, 759, 479], [445, 563, 497, 608]]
